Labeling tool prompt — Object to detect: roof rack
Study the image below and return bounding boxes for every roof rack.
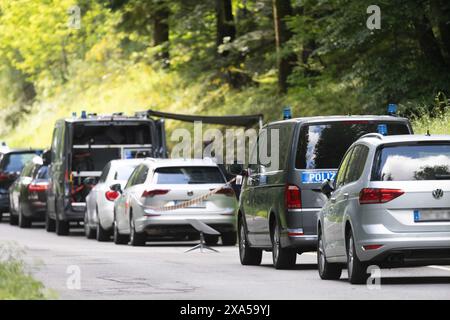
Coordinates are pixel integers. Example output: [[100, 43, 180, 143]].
[[359, 133, 384, 140]]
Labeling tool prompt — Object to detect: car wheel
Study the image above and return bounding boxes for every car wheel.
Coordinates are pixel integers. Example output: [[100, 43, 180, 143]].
[[129, 216, 146, 246], [204, 235, 219, 246], [18, 209, 32, 228], [84, 212, 96, 239], [9, 212, 18, 226], [317, 227, 342, 280], [0, 212, 3, 222], [96, 221, 111, 242], [221, 231, 237, 246], [55, 214, 69, 236], [45, 213, 56, 232], [113, 219, 129, 245], [238, 217, 262, 266], [272, 219, 296, 269], [347, 231, 369, 284]]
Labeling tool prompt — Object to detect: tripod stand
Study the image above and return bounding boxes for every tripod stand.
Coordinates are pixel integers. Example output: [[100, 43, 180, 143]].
[[185, 219, 220, 253]]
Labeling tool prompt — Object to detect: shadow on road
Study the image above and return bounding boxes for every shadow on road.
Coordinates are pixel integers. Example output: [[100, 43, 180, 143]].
[[259, 263, 318, 270]]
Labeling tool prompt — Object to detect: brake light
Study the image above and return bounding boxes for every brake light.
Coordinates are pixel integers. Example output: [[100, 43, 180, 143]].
[[359, 188, 404, 204], [105, 190, 119, 201], [0, 173, 9, 181], [28, 183, 49, 192], [216, 188, 235, 197], [285, 184, 302, 209], [141, 189, 170, 197], [363, 244, 384, 251]]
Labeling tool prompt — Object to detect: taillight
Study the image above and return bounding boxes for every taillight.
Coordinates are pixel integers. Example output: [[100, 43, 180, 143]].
[[285, 184, 301, 209], [216, 188, 235, 197], [0, 172, 10, 181], [141, 189, 170, 197], [105, 190, 119, 201], [359, 188, 404, 205], [28, 183, 49, 192]]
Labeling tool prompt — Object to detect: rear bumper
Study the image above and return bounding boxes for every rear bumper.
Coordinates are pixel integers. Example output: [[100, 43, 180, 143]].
[[60, 202, 86, 222], [135, 212, 236, 235], [356, 233, 450, 266], [0, 192, 10, 211]]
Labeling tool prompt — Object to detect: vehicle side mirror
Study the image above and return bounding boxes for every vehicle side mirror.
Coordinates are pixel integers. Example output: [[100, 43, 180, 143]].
[[84, 177, 96, 186], [321, 179, 334, 199], [110, 183, 122, 193], [42, 149, 51, 166]]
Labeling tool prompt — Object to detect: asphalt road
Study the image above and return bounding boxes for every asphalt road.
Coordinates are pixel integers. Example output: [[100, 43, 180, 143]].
[[1, 217, 450, 300]]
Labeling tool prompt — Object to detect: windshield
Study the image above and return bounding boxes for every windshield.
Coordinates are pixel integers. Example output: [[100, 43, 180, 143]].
[[372, 143, 450, 181], [154, 166, 225, 184], [2, 152, 38, 173], [72, 122, 152, 145], [295, 121, 410, 169]]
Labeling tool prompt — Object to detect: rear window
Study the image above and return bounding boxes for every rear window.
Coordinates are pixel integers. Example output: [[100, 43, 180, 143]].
[[372, 143, 450, 181], [114, 165, 139, 181], [154, 166, 225, 184], [36, 166, 49, 179], [72, 122, 152, 145], [295, 121, 410, 169], [2, 152, 38, 173]]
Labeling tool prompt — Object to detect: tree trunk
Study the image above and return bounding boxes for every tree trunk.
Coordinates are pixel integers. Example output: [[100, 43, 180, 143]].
[[272, 0, 296, 93], [430, 0, 450, 58], [216, 0, 236, 54], [413, 14, 447, 69], [153, 2, 170, 68]]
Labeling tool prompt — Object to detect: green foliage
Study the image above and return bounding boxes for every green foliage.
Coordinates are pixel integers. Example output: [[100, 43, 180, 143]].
[[0, 242, 51, 300]]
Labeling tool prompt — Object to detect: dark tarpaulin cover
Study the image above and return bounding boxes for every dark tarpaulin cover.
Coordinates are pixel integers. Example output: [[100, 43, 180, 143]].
[[144, 109, 263, 128]]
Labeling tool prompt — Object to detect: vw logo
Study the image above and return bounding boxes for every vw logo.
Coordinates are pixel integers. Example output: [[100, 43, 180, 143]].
[[432, 189, 444, 199], [187, 191, 194, 197]]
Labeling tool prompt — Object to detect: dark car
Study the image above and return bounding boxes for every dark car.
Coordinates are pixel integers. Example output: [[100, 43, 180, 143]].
[[238, 115, 413, 269], [0, 149, 43, 221], [9, 157, 49, 227], [43, 112, 167, 236]]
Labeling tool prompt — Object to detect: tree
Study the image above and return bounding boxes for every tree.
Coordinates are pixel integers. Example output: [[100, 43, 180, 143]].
[[272, 0, 296, 93], [216, 0, 236, 54], [153, 1, 170, 67]]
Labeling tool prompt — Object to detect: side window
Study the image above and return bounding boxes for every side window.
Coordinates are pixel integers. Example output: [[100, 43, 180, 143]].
[[345, 145, 369, 184], [335, 147, 354, 188], [134, 166, 149, 185], [257, 128, 268, 173], [51, 127, 59, 161], [125, 165, 141, 188], [99, 163, 111, 183]]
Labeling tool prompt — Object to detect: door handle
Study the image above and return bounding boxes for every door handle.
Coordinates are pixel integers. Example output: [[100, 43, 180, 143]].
[[330, 197, 336, 203]]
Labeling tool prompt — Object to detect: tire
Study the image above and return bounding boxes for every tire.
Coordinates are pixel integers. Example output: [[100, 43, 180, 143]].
[[272, 219, 297, 269], [45, 213, 56, 232], [317, 227, 342, 280], [129, 216, 146, 247], [204, 235, 219, 246], [84, 213, 96, 239], [9, 213, 18, 226], [113, 219, 129, 245], [222, 231, 237, 246], [238, 217, 262, 266], [347, 231, 369, 284], [0, 212, 3, 222], [18, 209, 32, 229], [96, 221, 111, 242], [55, 214, 70, 236]]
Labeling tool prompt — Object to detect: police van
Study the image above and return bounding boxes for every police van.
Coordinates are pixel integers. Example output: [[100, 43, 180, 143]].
[[237, 112, 413, 269], [43, 112, 167, 236]]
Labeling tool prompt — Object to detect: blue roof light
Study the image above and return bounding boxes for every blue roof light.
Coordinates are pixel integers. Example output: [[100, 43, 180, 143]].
[[377, 124, 388, 136], [81, 110, 87, 119], [283, 106, 292, 120], [387, 103, 398, 115]]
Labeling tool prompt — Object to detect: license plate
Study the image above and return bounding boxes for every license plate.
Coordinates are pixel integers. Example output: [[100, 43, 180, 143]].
[[414, 209, 450, 222], [174, 200, 206, 209]]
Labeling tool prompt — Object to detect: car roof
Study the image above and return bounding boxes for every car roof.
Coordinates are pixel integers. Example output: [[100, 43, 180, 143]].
[[267, 115, 409, 127], [109, 158, 146, 166], [357, 134, 450, 146], [140, 158, 218, 168]]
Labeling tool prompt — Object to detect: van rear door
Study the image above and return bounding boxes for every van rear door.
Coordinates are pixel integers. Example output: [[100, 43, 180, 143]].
[[293, 120, 412, 211]]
